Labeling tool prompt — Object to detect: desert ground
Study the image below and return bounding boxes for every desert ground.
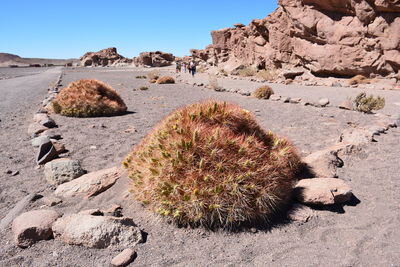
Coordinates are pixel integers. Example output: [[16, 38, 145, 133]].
[[0, 66, 399, 267]]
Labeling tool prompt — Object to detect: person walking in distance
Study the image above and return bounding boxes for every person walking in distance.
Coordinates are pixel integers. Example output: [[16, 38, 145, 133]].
[[176, 61, 181, 73], [190, 61, 196, 77]]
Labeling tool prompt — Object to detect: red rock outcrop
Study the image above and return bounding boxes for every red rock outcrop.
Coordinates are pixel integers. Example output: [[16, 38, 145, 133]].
[[133, 51, 175, 67], [80, 47, 132, 67], [191, 0, 400, 77]]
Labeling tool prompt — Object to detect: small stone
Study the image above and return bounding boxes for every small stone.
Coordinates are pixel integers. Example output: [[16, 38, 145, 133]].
[[318, 98, 330, 107], [250, 227, 258, 233], [28, 123, 48, 136], [36, 142, 58, 165], [33, 113, 49, 123], [32, 136, 51, 147], [6, 170, 12, 174], [289, 98, 301, 104], [44, 158, 85, 185], [90, 146, 97, 150], [287, 204, 313, 222], [40, 129, 62, 140], [42, 196, 62, 207], [52, 214, 143, 248], [104, 204, 123, 217], [339, 100, 353, 110], [40, 118, 57, 128], [269, 95, 281, 101], [54, 167, 120, 198], [111, 248, 137, 267], [52, 141, 67, 154], [12, 209, 60, 248], [78, 209, 104, 216], [282, 97, 291, 103], [11, 171, 19, 176], [294, 178, 353, 205]]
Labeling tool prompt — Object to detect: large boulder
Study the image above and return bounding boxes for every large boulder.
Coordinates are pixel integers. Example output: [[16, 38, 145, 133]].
[[44, 158, 85, 185], [191, 0, 400, 77], [133, 51, 175, 67], [80, 47, 132, 67], [12, 209, 60, 248], [52, 214, 143, 248]]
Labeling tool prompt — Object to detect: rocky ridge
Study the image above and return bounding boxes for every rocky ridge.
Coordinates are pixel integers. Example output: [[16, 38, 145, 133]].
[[191, 0, 400, 78]]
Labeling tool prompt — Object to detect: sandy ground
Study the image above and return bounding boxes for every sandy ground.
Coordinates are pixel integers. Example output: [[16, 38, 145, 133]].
[[0, 67, 399, 266]]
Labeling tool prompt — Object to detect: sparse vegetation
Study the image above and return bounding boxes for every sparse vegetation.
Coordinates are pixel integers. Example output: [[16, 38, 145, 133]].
[[138, 86, 149, 91], [123, 101, 301, 229], [256, 69, 277, 81], [135, 75, 147, 79], [238, 67, 257, 77], [253, 85, 274, 99], [348, 75, 370, 86], [353, 92, 385, 113], [219, 69, 228, 77], [52, 79, 127, 117], [156, 76, 175, 84]]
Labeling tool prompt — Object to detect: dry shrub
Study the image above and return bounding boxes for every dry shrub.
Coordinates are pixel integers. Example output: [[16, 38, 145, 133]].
[[256, 69, 277, 81], [253, 85, 274, 99], [139, 86, 149, 91], [348, 75, 370, 86], [123, 100, 301, 229], [135, 75, 146, 79], [52, 79, 127, 117], [238, 67, 257, 77], [354, 92, 385, 113], [156, 76, 175, 84], [147, 70, 160, 81]]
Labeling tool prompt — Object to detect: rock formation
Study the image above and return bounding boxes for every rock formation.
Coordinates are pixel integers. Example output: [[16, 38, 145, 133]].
[[133, 51, 175, 67], [80, 47, 132, 67], [191, 0, 400, 77]]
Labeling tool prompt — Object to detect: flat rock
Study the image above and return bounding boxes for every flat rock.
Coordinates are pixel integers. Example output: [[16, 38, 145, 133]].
[[294, 178, 353, 205], [339, 100, 353, 110], [12, 209, 60, 248], [287, 203, 314, 222], [42, 196, 62, 207], [303, 147, 343, 178], [44, 158, 85, 185], [28, 123, 48, 136], [318, 98, 330, 107], [52, 214, 143, 248], [111, 248, 137, 267], [40, 129, 62, 140], [339, 127, 375, 145], [54, 167, 120, 198], [31, 136, 51, 147], [33, 113, 49, 123]]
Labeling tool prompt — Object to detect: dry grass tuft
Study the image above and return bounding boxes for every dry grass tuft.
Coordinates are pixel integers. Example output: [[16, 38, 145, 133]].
[[238, 67, 257, 77], [135, 75, 147, 79], [348, 75, 370, 86], [253, 85, 274, 99], [156, 76, 175, 84], [354, 92, 385, 113], [123, 100, 301, 229], [52, 79, 127, 117]]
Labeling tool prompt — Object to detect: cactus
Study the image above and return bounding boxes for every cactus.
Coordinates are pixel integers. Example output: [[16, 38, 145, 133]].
[[52, 79, 127, 117], [124, 101, 301, 228], [253, 85, 274, 99]]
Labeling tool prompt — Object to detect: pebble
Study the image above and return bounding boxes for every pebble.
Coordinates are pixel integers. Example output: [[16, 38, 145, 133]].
[[111, 248, 137, 267]]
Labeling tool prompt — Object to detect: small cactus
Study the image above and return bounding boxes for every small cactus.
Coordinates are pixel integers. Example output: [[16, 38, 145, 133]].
[[123, 100, 301, 229], [52, 79, 127, 117], [253, 85, 274, 99]]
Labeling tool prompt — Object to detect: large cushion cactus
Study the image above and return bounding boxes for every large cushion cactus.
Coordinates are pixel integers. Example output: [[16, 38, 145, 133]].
[[124, 101, 300, 228], [52, 79, 127, 117]]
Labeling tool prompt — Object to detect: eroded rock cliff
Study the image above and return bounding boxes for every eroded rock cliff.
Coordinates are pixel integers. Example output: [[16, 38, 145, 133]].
[[191, 0, 400, 77]]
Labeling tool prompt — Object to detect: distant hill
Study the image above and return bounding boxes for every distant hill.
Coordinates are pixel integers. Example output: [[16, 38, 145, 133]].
[[0, 52, 79, 67]]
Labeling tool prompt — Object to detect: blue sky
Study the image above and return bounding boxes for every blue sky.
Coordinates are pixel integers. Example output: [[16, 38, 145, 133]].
[[1, 0, 277, 59]]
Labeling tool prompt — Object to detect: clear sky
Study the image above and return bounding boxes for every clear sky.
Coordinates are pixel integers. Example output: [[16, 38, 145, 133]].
[[1, 0, 278, 59]]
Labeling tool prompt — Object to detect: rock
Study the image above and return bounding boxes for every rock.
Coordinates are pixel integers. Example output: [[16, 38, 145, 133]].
[[28, 123, 48, 136], [44, 158, 85, 185], [318, 98, 330, 107], [12, 209, 60, 248], [40, 117, 57, 128], [11, 171, 19, 176], [80, 47, 132, 67], [31, 136, 51, 147], [51, 141, 66, 154], [289, 98, 301, 104], [339, 100, 354, 110], [133, 51, 175, 67], [40, 129, 62, 140], [339, 127, 376, 145], [287, 203, 314, 222], [331, 82, 342, 87], [282, 97, 291, 103], [190, 0, 400, 79], [281, 69, 305, 79], [42, 196, 62, 207], [54, 167, 120, 198], [78, 209, 104, 216], [33, 113, 48, 123], [36, 141, 58, 165], [104, 204, 123, 217], [111, 248, 137, 267], [270, 95, 281, 101], [303, 147, 344, 178], [294, 178, 353, 205], [52, 214, 143, 248]]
